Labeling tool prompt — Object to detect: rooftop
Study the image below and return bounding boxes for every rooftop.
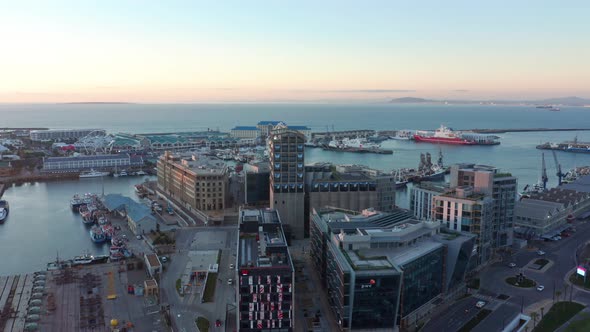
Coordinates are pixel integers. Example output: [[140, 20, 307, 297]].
[[45, 153, 130, 162], [161, 152, 228, 175], [313, 207, 415, 230], [515, 198, 566, 220], [232, 126, 258, 131], [561, 174, 590, 193], [530, 187, 590, 206], [238, 209, 291, 270], [357, 240, 443, 267], [146, 254, 161, 267]]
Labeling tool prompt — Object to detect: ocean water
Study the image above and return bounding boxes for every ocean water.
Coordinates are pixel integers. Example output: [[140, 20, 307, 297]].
[[1, 103, 590, 274]]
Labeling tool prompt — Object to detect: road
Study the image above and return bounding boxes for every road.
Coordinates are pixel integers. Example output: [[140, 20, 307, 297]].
[[159, 227, 238, 331], [424, 219, 590, 332]]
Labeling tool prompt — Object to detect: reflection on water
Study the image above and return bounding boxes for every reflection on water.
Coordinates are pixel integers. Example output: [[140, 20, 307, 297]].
[[0, 176, 154, 274]]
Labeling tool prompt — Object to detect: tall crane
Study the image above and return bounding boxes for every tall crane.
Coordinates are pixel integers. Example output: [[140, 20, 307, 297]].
[[551, 150, 565, 186], [541, 153, 548, 190]]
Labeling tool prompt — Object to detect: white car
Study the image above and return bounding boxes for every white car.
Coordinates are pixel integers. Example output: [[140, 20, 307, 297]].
[[475, 301, 486, 308], [229, 263, 234, 270], [537, 285, 545, 291], [227, 278, 233, 285], [537, 250, 546, 256], [508, 263, 517, 268]]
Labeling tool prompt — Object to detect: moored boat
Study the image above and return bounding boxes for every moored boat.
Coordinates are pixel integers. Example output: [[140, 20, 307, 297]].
[[80, 169, 109, 178], [0, 200, 9, 224], [89, 226, 107, 243], [414, 125, 499, 145]]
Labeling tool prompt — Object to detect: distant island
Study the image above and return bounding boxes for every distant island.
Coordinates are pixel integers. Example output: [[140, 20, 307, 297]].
[[60, 102, 136, 105], [389, 96, 590, 107]]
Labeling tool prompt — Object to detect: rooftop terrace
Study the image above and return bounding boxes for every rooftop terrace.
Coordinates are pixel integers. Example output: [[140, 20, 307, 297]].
[[238, 209, 291, 269]]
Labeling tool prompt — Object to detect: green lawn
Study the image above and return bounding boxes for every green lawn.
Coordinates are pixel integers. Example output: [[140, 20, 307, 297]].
[[570, 272, 590, 289], [203, 273, 218, 302], [196, 316, 209, 332], [565, 313, 590, 331], [534, 302, 585, 332], [506, 276, 536, 288], [459, 309, 491, 332]]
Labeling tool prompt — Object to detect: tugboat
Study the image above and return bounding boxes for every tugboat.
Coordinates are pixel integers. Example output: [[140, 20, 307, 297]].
[[0, 200, 9, 224]]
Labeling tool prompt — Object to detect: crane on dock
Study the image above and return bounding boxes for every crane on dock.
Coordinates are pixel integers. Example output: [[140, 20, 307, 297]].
[[551, 150, 565, 186], [541, 153, 548, 190]]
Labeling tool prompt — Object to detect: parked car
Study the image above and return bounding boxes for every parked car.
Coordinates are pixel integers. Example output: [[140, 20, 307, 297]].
[[475, 301, 486, 308], [537, 250, 546, 256], [229, 263, 234, 270], [215, 319, 222, 327], [508, 262, 517, 268], [227, 278, 233, 285], [136, 235, 142, 240], [537, 285, 545, 291]]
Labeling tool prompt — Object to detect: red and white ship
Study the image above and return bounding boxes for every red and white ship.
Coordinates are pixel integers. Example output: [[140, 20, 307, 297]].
[[414, 125, 499, 145]]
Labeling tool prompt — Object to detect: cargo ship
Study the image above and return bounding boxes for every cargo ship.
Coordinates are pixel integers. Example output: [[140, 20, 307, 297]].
[[414, 125, 499, 145], [536, 137, 590, 154]]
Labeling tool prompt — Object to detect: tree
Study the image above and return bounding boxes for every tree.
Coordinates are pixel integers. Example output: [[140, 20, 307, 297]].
[[556, 291, 562, 303], [531, 312, 539, 328]]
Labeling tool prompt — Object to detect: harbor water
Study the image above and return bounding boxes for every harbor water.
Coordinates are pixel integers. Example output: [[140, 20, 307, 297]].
[[0, 176, 154, 274]]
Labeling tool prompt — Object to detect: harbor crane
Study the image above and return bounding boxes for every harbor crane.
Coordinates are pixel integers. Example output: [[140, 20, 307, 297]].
[[541, 153, 548, 190], [551, 150, 565, 186]]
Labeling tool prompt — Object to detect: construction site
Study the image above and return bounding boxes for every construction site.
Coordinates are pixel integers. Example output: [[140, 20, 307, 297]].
[[0, 260, 166, 332]]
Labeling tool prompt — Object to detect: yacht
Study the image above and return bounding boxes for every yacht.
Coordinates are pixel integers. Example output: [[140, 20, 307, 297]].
[[80, 169, 109, 178], [72, 253, 93, 265]]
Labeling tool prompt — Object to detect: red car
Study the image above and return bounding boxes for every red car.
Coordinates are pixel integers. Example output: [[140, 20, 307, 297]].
[[215, 320, 222, 327]]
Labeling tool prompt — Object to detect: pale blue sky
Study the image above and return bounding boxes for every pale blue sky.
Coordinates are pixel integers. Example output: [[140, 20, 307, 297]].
[[1, 1, 589, 102]]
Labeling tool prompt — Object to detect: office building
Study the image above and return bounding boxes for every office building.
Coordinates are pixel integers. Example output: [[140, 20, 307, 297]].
[[244, 162, 270, 206], [310, 207, 474, 331], [42, 153, 144, 172], [236, 209, 294, 332], [269, 125, 306, 239], [433, 186, 494, 266], [450, 164, 517, 248], [514, 199, 570, 239], [157, 151, 228, 214], [410, 182, 450, 221], [30, 129, 106, 141], [305, 163, 396, 214]]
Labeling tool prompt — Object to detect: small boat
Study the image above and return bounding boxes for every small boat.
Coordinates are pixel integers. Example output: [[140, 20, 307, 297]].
[[91, 255, 110, 264], [89, 226, 107, 243], [119, 170, 128, 177], [72, 253, 93, 265], [80, 169, 109, 178], [136, 170, 147, 176], [0, 201, 9, 224]]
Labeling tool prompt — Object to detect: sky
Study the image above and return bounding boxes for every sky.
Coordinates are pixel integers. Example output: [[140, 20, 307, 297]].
[[0, 1, 589, 103]]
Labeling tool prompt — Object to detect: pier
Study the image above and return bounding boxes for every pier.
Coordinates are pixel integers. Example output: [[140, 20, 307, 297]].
[[320, 145, 393, 154], [465, 128, 590, 134]]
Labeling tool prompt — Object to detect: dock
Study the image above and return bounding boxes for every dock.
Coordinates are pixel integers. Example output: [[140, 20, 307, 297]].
[[320, 145, 393, 154], [465, 128, 590, 134], [0, 261, 166, 332]]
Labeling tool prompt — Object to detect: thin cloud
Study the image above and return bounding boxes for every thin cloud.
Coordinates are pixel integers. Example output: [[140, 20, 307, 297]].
[[290, 89, 416, 93], [452, 89, 470, 92]]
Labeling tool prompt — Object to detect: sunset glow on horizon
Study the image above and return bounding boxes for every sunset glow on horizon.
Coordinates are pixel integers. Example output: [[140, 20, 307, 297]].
[[1, 1, 589, 103]]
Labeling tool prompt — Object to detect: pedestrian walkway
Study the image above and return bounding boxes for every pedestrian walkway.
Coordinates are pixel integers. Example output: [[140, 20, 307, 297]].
[[524, 298, 553, 317]]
